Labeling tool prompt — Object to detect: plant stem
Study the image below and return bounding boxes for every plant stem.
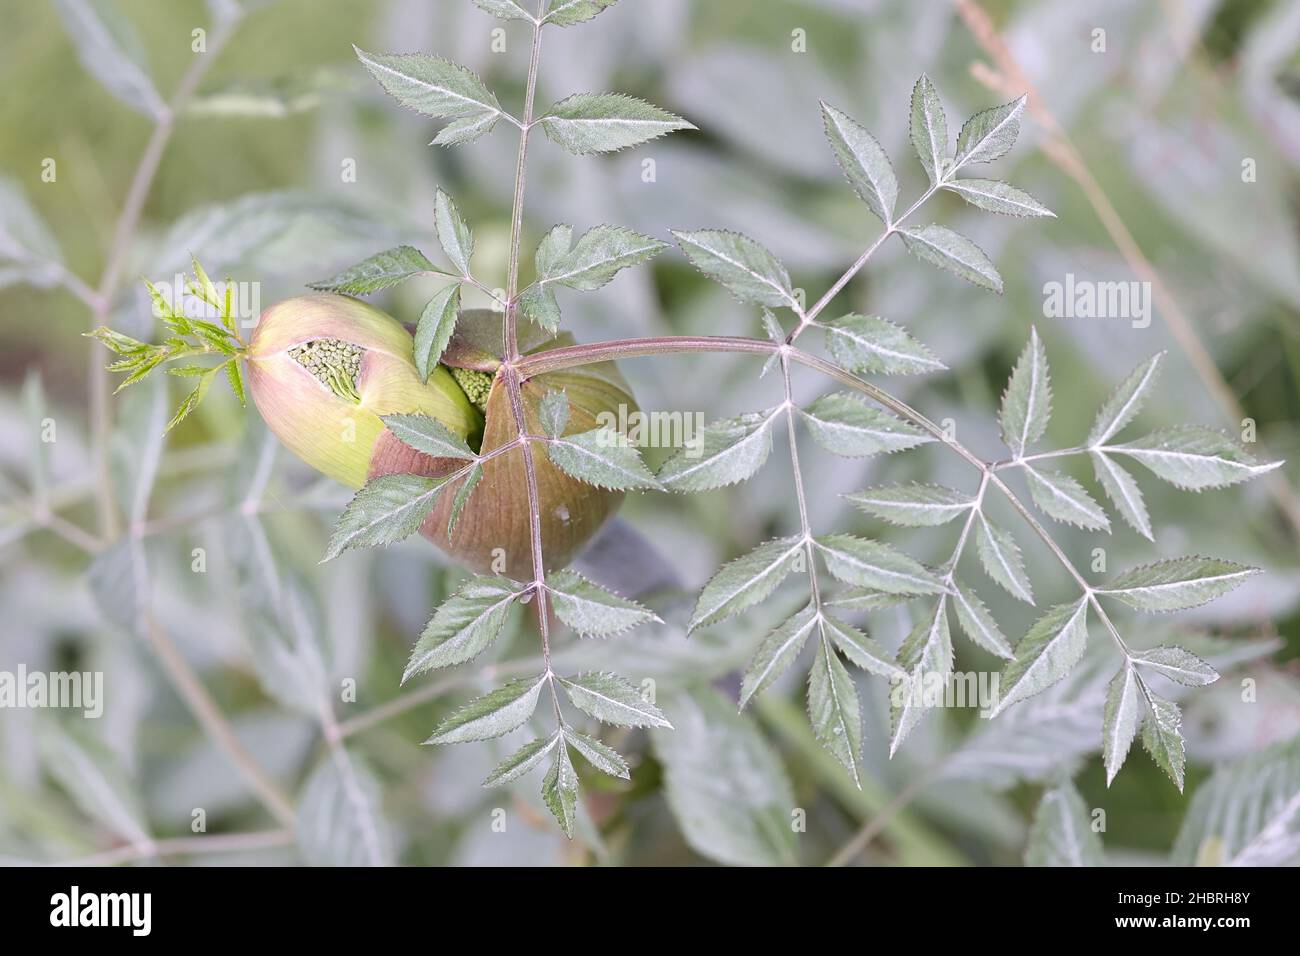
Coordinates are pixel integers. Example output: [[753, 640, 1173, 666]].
[[518, 333, 1132, 662], [779, 352, 821, 612], [941, 470, 988, 581], [44, 829, 293, 868], [317, 698, 387, 866], [338, 655, 545, 739], [500, 5, 566, 725], [756, 695, 965, 866], [823, 759, 948, 867], [789, 180, 943, 343], [146, 615, 296, 827]]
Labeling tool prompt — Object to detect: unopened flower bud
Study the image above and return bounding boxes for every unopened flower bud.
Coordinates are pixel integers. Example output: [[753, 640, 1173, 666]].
[[246, 294, 481, 488]]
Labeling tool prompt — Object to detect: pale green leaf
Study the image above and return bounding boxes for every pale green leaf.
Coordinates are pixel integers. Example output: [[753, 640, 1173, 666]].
[[54, 0, 163, 117], [890, 598, 953, 754], [1091, 451, 1153, 541], [800, 392, 932, 458], [534, 223, 573, 273], [446, 462, 482, 541], [951, 579, 1014, 659], [990, 598, 1089, 717], [1107, 426, 1282, 491], [820, 101, 897, 225], [426, 674, 546, 744], [413, 284, 461, 380], [41, 724, 149, 845], [324, 474, 448, 561], [943, 178, 1054, 217], [672, 229, 799, 309], [1098, 556, 1259, 613], [826, 589, 910, 612], [547, 569, 658, 637], [816, 534, 946, 595], [1087, 353, 1164, 446], [297, 750, 394, 866], [1025, 777, 1104, 866], [739, 604, 818, 708], [563, 727, 630, 779], [1024, 466, 1110, 531], [473, 0, 534, 21], [808, 638, 863, 785], [538, 389, 570, 438], [0, 178, 64, 287], [821, 313, 945, 375], [1102, 664, 1142, 786], [434, 188, 474, 276], [354, 47, 502, 136], [1172, 738, 1300, 866], [541, 745, 579, 837], [434, 111, 502, 146], [900, 224, 1002, 292], [845, 482, 972, 527], [1140, 691, 1185, 790], [543, 0, 619, 26], [308, 244, 440, 294], [652, 689, 797, 867], [381, 412, 477, 460], [999, 327, 1051, 457], [558, 671, 672, 728], [657, 410, 775, 492], [545, 427, 660, 491], [482, 735, 559, 788], [821, 614, 907, 680], [974, 514, 1034, 604], [909, 74, 948, 184], [519, 283, 561, 332], [954, 95, 1026, 168], [1130, 646, 1219, 686], [689, 535, 804, 632], [537, 224, 666, 291], [540, 93, 694, 154], [403, 575, 520, 681]]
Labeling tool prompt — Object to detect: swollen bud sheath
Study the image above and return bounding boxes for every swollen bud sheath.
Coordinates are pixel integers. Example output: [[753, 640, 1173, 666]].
[[246, 294, 481, 488], [247, 295, 637, 579]]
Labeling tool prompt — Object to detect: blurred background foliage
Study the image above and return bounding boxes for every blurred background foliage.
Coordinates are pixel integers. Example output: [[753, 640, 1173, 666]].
[[1, 0, 1298, 866]]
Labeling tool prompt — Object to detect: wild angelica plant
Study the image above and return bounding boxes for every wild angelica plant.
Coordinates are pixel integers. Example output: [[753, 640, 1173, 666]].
[[74, 0, 1285, 846]]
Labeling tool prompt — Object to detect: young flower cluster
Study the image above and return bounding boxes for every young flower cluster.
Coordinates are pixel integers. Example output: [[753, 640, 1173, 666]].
[[288, 338, 364, 403], [449, 366, 493, 413]]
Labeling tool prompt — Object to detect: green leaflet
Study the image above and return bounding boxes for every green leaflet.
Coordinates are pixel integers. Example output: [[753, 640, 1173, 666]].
[[799, 392, 932, 458], [1097, 556, 1259, 613], [309, 244, 441, 294], [558, 671, 672, 728], [324, 474, 450, 561], [991, 598, 1089, 717], [540, 93, 694, 154], [1024, 777, 1104, 867], [808, 638, 864, 785], [657, 410, 776, 492], [547, 570, 658, 637], [999, 327, 1051, 458], [821, 101, 897, 225], [403, 576, 521, 682], [426, 675, 547, 744], [822, 313, 945, 376], [545, 427, 661, 491], [672, 229, 799, 310], [690, 535, 804, 632], [953, 95, 1026, 168]]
